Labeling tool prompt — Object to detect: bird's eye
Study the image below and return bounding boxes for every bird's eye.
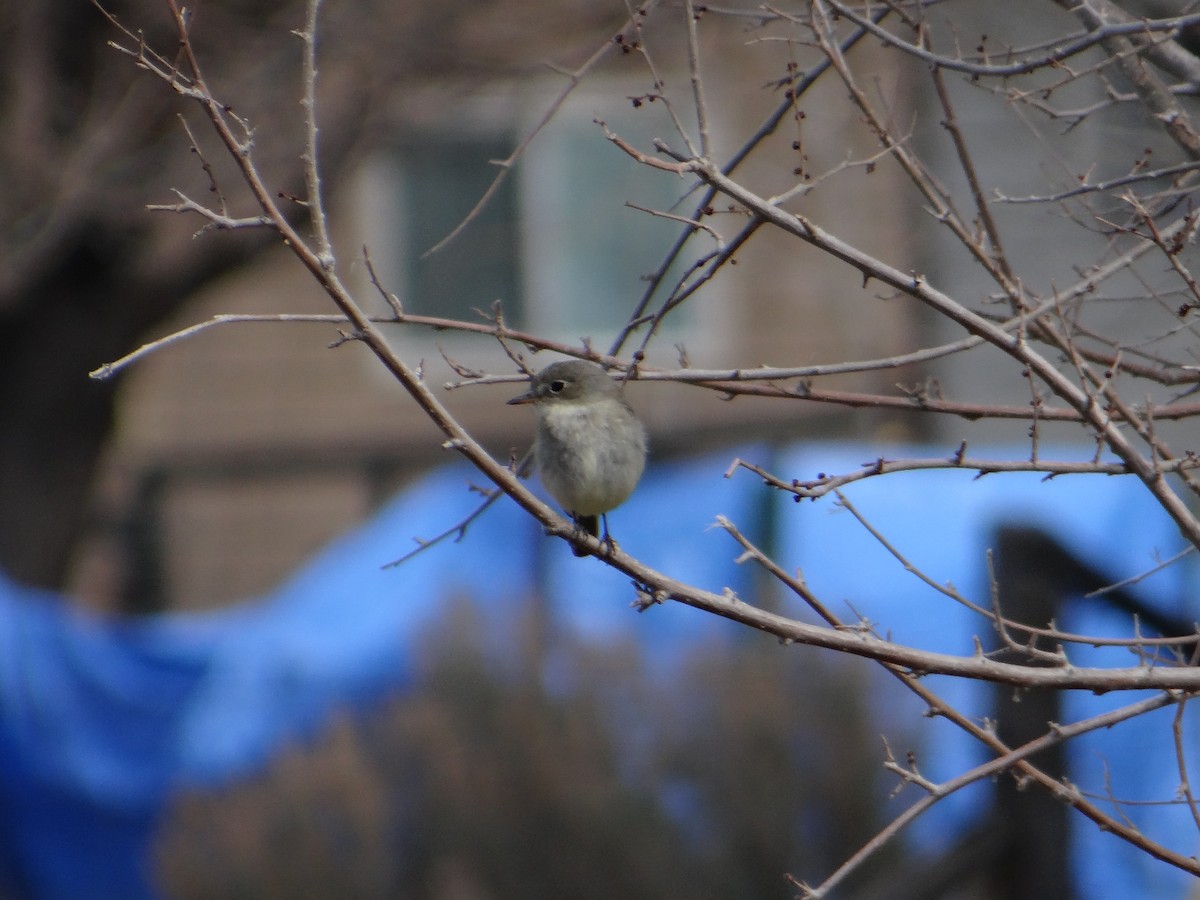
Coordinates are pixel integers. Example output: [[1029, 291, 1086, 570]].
[[549, 380, 567, 393]]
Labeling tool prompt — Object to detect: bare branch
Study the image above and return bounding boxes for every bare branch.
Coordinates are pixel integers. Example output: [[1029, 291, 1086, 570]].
[[662, 150, 1200, 550], [1086, 545, 1197, 598], [295, 0, 334, 268], [682, 0, 711, 159], [805, 688, 1192, 897], [1173, 696, 1200, 834], [145, 189, 273, 231], [1063, 0, 1200, 161], [730, 450, 1200, 500], [95, 1, 1200, 883], [718, 515, 1200, 879], [824, 0, 1200, 78]]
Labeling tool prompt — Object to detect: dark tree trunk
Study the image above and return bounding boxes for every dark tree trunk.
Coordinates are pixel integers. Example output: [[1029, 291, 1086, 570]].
[[0, 223, 136, 588], [0, 218, 264, 592]]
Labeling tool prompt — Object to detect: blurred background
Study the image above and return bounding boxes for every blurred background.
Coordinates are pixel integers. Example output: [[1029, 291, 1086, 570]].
[[4, 1, 1200, 898]]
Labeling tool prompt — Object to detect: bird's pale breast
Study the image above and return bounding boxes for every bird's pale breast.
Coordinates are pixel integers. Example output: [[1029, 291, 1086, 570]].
[[534, 400, 646, 515]]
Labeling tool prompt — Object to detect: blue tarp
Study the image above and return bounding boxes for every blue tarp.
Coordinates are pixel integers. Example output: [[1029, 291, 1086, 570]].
[[0, 444, 1197, 898]]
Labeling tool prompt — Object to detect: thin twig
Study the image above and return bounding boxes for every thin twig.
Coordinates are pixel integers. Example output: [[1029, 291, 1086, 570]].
[[1086, 545, 1197, 598], [683, 0, 711, 159], [382, 481, 510, 568], [296, 0, 334, 268], [1172, 696, 1200, 833], [146, 190, 273, 231]]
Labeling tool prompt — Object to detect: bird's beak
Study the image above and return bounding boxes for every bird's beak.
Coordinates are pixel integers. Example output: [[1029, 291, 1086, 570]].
[[507, 386, 536, 406]]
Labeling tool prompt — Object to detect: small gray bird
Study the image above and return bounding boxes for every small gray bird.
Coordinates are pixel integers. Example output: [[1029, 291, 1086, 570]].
[[508, 360, 647, 556]]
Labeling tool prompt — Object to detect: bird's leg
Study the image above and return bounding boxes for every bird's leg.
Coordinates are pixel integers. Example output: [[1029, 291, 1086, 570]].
[[569, 513, 598, 557], [599, 513, 618, 555]]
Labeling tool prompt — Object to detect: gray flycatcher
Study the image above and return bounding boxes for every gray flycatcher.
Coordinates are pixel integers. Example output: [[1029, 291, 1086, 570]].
[[508, 360, 647, 556]]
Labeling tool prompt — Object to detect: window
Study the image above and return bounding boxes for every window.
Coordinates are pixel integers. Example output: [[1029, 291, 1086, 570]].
[[356, 81, 723, 366], [517, 101, 697, 344], [391, 132, 524, 327]]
